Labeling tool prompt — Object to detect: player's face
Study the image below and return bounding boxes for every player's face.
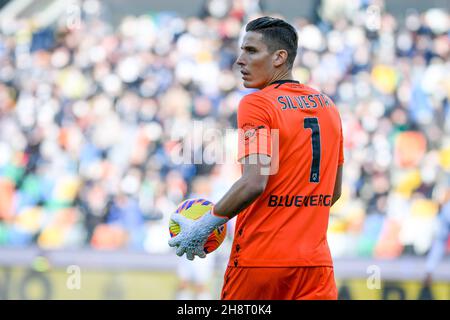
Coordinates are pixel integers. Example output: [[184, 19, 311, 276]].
[[236, 32, 276, 89]]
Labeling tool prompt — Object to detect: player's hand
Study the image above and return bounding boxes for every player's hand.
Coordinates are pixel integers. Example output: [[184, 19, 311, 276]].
[[168, 212, 209, 260], [168, 209, 228, 261]]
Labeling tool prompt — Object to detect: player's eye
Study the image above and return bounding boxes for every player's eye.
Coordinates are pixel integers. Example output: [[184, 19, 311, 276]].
[[243, 46, 256, 53]]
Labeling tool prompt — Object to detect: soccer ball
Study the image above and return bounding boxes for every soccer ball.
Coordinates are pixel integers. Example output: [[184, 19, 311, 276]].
[[169, 198, 227, 254]]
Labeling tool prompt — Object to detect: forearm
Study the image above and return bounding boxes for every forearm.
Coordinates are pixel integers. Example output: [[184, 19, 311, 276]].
[[331, 165, 343, 207], [331, 194, 341, 207], [213, 177, 264, 220]]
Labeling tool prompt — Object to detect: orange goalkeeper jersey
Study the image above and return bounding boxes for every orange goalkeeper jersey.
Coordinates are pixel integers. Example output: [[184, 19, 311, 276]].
[[230, 80, 344, 267]]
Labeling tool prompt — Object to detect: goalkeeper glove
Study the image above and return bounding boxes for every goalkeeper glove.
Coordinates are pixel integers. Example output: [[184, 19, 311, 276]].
[[168, 208, 228, 260]]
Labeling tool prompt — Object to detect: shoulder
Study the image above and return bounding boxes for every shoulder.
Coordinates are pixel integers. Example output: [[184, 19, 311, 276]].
[[238, 91, 273, 115], [239, 91, 272, 107], [237, 92, 273, 123], [301, 85, 338, 109], [300, 84, 331, 100]]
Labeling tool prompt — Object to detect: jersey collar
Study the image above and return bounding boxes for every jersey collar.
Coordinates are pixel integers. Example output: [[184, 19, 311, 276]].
[[269, 79, 300, 88]]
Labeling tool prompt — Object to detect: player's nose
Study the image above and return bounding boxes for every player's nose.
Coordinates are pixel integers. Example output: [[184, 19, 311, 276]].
[[235, 53, 246, 67]]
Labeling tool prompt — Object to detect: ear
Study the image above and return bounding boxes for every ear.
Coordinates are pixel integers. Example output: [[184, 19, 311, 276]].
[[273, 49, 288, 67]]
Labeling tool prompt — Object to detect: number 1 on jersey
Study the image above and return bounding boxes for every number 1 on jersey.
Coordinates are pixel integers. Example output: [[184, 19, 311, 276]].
[[304, 117, 321, 183]]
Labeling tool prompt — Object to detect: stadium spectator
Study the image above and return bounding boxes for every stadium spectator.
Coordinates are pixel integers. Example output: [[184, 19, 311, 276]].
[[0, 0, 448, 261], [423, 187, 450, 286]]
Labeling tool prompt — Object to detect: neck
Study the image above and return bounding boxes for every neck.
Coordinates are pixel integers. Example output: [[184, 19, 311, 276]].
[[264, 69, 294, 88]]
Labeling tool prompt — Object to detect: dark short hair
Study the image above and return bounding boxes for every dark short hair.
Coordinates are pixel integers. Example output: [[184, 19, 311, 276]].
[[245, 16, 298, 69]]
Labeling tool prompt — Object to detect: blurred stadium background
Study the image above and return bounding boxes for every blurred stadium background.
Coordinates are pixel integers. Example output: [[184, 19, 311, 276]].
[[0, 0, 449, 300]]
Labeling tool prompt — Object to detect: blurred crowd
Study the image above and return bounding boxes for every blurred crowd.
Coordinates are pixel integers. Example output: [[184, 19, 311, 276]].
[[0, 0, 449, 258]]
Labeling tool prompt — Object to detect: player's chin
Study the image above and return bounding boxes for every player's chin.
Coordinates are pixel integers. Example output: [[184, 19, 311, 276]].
[[242, 80, 258, 88]]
